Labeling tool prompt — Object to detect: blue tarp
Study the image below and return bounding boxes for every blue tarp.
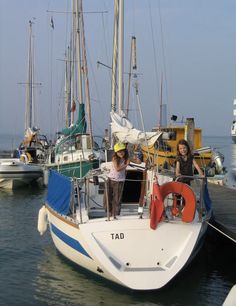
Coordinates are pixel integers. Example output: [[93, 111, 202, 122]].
[[46, 170, 72, 215], [204, 180, 212, 212]]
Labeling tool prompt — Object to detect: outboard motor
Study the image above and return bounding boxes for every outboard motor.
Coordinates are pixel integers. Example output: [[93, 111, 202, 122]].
[[212, 150, 224, 174]]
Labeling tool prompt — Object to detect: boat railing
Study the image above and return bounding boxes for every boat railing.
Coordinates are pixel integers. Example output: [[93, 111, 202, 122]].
[[175, 175, 209, 220], [73, 170, 211, 224]]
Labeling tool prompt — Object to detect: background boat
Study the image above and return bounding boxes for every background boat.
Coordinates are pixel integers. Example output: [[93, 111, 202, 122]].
[[0, 158, 43, 189], [142, 116, 225, 176], [16, 20, 50, 165], [231, 99, 236, 143], [45, 0, 101, 178]]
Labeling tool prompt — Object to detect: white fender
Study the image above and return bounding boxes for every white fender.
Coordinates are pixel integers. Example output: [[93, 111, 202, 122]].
[[37, 205, 48, 235]]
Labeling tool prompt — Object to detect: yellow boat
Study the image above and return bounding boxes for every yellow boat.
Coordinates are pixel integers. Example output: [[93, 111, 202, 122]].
[[142, 118, 224, 175]]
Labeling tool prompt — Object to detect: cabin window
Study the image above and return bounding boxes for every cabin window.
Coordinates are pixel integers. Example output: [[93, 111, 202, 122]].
[[155, 140, 172, 152], [75, 137, 82, 150]]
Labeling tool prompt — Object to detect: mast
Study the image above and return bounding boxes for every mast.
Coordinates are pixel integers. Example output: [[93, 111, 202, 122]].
[[70, 0, 76, 125], [111, 0, 119, 112], [25, 20, 33, 130], [65, 46, 71, 128], [118, 0, 124, 114], [80, 0, 92, 136], [76, 0, 83, 106], [126, 36, 137, 117]]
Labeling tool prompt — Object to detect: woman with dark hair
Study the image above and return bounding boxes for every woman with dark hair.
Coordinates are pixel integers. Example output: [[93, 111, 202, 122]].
[[175, 139, 204, 185]]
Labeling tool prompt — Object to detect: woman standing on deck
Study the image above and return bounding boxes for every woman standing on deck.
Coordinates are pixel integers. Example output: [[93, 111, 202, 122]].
[[104, 143, 130, 219]]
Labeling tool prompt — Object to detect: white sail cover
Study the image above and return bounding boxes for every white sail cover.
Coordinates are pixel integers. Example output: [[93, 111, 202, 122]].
[[110, 112, 162, 146]]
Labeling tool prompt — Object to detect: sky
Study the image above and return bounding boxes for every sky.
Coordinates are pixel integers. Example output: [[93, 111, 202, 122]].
[[1, 0, 236, 140]]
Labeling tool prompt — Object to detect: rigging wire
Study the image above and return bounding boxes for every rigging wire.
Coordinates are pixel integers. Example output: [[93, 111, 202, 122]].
[[148, 0, 170, 126]]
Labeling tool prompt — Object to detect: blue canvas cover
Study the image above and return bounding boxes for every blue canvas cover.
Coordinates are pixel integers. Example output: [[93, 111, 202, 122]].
[[46, 170, 72, 215], [204, 180, 212, 212]]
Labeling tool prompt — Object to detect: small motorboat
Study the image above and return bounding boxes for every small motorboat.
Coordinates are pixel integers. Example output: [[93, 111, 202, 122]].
[[0, 158, 43, 189]]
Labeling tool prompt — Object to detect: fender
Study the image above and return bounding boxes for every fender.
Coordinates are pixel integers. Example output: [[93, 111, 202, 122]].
[[20, 152, 32, 163]]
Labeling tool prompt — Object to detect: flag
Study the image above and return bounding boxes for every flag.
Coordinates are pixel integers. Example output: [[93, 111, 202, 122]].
[[150, 182, 164, 230], [50, 16, 54, 29], [70, 100, 76, 112]]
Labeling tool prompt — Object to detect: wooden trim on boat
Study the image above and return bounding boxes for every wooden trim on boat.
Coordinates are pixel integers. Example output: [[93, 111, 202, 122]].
[[45, 203, 79, 229]]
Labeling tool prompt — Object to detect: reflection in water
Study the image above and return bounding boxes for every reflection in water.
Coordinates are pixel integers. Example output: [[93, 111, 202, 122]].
[[35, 245, 141, 306]]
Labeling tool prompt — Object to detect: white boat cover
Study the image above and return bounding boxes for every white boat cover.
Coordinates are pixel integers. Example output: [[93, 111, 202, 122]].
[[110, 112, 162, 146]]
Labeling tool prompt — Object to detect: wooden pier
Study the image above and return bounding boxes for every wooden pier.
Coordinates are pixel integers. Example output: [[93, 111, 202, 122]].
[[208, 183, 236, 241]]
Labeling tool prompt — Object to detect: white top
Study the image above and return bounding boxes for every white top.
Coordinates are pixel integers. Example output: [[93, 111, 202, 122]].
[[108, 159, 126, 182]]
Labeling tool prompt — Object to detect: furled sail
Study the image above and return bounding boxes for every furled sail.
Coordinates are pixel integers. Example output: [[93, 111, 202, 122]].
[[110, 111, 162, 146], [62, 103, 87, 136]]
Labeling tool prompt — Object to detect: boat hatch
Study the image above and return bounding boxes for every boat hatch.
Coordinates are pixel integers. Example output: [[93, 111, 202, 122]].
[[122, 169, 143, 203]]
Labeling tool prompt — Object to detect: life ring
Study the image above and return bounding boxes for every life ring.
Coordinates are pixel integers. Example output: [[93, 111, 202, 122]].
[[20, 152, 32, 163], [150, 181, 196, 229], [160, 181, 196, 223]]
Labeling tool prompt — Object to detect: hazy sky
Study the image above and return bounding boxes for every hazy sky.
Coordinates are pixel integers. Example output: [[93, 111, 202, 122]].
[[1, 0, 236, 139]]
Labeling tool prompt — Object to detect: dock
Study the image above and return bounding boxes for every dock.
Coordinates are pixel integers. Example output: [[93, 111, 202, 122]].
[[208, 183, 236, 241], [0, 150, 12, 158]]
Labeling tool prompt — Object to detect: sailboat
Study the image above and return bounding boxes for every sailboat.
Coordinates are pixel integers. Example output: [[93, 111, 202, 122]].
[[15, 20, 50, 164], [46, 1, 100, 178], [231, 99, 236, 143], [0, 21, 44, 189], [38, 0, 212, 290]]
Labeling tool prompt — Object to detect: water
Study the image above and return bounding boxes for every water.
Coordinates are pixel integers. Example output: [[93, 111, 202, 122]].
[[0, 134, 22, 151], [0, 136, 236, 306]]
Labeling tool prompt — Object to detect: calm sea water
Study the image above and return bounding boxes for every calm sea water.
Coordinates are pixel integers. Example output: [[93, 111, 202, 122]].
[[0, 135, 235, 306]]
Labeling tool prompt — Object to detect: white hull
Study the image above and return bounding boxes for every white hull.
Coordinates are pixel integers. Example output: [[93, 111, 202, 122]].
[[46, 205, 208, 290], [0, 158, 43, 189]]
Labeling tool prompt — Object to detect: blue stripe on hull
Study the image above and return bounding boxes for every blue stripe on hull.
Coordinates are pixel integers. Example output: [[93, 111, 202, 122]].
[[50, 223, 92, 259]]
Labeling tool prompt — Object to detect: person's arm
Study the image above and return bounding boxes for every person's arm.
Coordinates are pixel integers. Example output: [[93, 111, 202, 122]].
[[193, 159, 204, 176], [112, 158, 129, 171], [175, 160, 181, 177], [130, 155, 141, 164]]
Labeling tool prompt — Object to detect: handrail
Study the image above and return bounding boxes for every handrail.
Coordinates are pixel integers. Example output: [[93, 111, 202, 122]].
[[175, 175, 207, 221]]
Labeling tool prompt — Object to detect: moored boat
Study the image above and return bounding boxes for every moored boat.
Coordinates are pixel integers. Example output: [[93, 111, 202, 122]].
[[231, 99, 236, 144], [142, 117, 225, 177], [38, 0, 213, 291], [45, 0, 101, 179], [16, 20, 50, 165], [38, 161, 212, 290], [0, 158, 43, 189]]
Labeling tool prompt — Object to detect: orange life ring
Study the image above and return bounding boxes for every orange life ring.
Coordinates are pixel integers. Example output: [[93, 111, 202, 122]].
[[150, 181, 196, 229], [160, 181, 196, 223]]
